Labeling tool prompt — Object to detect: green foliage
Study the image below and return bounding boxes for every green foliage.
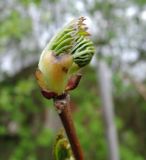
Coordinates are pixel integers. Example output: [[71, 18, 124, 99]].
[[0, 10, 32, 41], [120, 145, 145, 160], [133, 0, 146, 6], [0, 76, 54, 160], [112, 73, 135, 98], [37, 128, 53, 147], [0, 67, 146, 159], [20, 0, 41, 6], [113, 72, 146, 159]]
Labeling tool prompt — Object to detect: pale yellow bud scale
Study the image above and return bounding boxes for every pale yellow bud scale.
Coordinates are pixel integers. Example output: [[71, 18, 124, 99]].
[[38, 51, 73, 94]]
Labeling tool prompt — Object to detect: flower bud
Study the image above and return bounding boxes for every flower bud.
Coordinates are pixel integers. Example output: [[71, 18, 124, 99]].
[[35, 17, 95, 97]]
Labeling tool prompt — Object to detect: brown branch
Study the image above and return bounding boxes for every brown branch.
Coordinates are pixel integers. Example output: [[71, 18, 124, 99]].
[[53, 94, 84, 160]]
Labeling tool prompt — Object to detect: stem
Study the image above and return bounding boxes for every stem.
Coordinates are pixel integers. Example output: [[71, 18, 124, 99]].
[[54, 94, 84, 160]]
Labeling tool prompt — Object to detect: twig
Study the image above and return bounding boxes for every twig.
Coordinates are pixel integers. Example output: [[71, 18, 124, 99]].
[[53, 93, 84, 160]]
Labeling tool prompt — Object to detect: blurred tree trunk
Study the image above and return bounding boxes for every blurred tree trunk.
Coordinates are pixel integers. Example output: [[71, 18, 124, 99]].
[[96, 60, 120, 160], [43, 107, 62, 131]]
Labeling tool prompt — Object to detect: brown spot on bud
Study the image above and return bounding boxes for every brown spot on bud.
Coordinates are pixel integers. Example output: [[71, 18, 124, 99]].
[[62, 66, 68, 73]]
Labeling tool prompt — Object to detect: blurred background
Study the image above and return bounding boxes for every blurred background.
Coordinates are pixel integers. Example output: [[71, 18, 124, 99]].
[[0, 0, 146, 159]]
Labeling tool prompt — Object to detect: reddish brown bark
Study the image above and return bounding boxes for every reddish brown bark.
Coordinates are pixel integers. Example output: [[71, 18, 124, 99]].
[[54, 94, 84, 160]]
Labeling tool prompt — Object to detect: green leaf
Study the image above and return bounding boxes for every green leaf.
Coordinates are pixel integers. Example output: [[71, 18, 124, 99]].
[[54, 129, 74, 160]]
